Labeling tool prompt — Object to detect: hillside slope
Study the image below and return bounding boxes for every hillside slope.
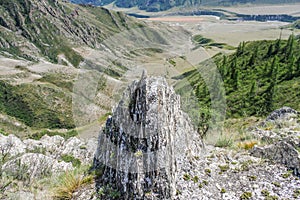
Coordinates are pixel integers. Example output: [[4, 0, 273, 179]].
[[176, 35, 300, 119], [0, 0, 192, 136], [0, 0, 138, 65]]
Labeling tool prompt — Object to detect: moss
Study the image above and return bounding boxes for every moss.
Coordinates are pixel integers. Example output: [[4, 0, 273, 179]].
[[221, 188, 226, 193], [204, 168, 211, 175], [281, 171, 292, 178], [183, 173, 191, 181], [240, 191, 252, 200], [202, 180, 208, 185], [272, 182, 281, 187], [240, 160, 254, 171], [218, 165, 230, 172], [248, 175, 257, 181], [293, 189, 300, 198], [192, 176, 199, 183], [134, 150, 143, 158], [261, 189, 270, 197], [265, 195, 278, 200]]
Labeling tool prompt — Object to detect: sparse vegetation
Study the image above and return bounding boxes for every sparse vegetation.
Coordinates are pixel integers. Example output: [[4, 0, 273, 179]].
[[53, 167, 93, 200], [192, 176, 199, 183], [215, 135, 233, 148], [238, 141, 258, 150], [183, 173, 191, 181], [60, 155, 81, 168], [218, 165, 230, 172], [240, 191, 252, 200], [204, 168, 211, 175], [29, 129, 78, 140], [272, 182, 281, 187], [248, 175, 257, 181], [281, 170, 293, 178]]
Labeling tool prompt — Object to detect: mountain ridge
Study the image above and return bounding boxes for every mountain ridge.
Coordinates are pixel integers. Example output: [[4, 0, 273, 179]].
[[70, 0, 300, 12]]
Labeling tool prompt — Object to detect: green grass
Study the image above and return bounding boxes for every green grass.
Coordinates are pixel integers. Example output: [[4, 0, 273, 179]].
[[0, 81, 75, 129], [29, 129, 78, 140], [0, 0, 137, 66], [215, 135, 233, 148], [60, 155, 81, 167], [192, 34, 234, 50]]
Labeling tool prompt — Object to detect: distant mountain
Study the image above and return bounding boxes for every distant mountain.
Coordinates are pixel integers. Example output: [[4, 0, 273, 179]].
[[70, 0, 300, 11]]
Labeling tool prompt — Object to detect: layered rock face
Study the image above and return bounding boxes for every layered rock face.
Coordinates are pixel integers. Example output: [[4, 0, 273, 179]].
[[94, 73, 201, 199]]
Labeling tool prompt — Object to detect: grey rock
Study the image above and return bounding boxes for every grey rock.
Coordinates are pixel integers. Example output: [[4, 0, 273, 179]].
[[251, 141, 300, 175], [250, 107, 300, 176], [2, 153, 73, 180], [0, 134, 26, 157], [62, 137, 97, 165], [266, 106, 298, 122], [94, 74, 202, 199]]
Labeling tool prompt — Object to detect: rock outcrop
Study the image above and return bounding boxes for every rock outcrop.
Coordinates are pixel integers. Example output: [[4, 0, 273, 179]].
[[0, 133, 97, 178], [93, 73, 202, 199], [251, 107, 300, 176], [265, 106, 298, 124]]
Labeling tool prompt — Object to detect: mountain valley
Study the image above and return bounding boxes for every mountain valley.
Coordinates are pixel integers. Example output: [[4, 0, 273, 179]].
[[0, 0, 300, 199]]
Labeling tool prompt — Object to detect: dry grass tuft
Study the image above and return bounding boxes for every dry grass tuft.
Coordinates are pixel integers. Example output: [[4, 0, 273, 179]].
[[53, 168, 93, 200]]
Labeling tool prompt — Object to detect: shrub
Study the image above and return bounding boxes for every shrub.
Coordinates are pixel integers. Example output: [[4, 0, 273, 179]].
[[60, 155, 81, 168], [215, 136, 233, 148]]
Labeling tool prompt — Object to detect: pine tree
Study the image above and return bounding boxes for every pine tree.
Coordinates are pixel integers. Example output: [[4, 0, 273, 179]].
[[286, 52, 295, 80], [285, 34, 295, 61], [295, 57, 300, 77], [274, 34, 281, 55], [264, 57, 278, 112], [267, 43, 273, 57], [248, 81, 257, 98], [248, 47, 258, 66], [236, 41, 245, 56]]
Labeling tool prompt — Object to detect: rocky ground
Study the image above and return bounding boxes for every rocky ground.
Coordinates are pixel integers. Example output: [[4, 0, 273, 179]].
[[175, 107, 300, 200], [0, 133, 97, 199], [0, 93, 300, 200]]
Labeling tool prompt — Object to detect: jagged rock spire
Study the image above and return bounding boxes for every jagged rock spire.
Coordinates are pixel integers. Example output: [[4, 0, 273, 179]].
[[94, 73, 202, 199]]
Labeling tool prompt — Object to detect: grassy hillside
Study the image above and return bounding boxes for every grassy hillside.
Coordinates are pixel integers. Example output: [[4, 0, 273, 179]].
[[0, 0, 140, 131], [0, 0, 138, 66], [176, 35, 300, 119]]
